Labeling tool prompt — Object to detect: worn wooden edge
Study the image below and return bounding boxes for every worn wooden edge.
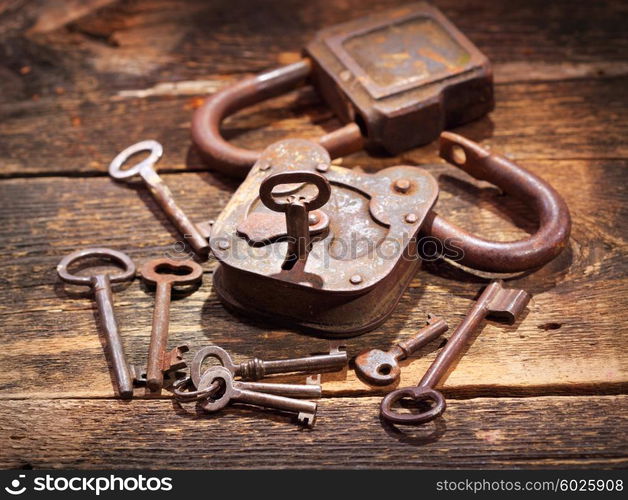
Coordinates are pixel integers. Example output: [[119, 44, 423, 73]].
[[0, 395, 626, 469]]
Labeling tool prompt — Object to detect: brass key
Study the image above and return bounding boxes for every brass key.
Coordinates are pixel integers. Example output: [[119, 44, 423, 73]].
[[381, 281, 530, 425]]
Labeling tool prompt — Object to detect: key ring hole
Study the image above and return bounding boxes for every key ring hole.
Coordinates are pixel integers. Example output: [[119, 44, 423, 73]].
[[155, 263, 197, 276], [377, 364, 393, 376], [57, 248, 136, 286], [191, 346, 236, 388], [109, 140, 163, 180], [198, 366, 233, 412]]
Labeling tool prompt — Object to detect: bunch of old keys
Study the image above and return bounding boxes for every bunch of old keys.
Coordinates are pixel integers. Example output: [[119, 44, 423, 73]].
[[56, 3, 570, 429]]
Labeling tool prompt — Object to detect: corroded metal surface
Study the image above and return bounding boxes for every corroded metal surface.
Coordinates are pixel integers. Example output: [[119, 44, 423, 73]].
[[210, 138, 439, 335], [191, 59, 364, 178], [425, 132, 572, 272], [209, 133, 570, 334], [306, 1, 493, 154]]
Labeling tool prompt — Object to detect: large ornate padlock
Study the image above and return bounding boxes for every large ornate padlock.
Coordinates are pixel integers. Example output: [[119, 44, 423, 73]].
[[192, 2, 493, 177], [209, 136, 571, 336]]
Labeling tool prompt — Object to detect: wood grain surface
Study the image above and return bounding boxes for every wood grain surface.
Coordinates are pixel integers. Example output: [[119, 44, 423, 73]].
[[0, 0, 626, 469]]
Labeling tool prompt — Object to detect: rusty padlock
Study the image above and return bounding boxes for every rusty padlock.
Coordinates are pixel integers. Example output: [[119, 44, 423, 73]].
[[209, 135, 570, 336], [192, 2, 493, 178]]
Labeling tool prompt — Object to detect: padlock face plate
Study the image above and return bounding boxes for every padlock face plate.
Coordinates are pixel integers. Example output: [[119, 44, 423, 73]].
[[210, 139, 439, 294], [305, 2, 493, 153]]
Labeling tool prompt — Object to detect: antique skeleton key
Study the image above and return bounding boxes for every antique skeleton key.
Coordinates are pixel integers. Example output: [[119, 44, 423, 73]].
[[57, 248, 136, 399], [190, 345, 347, 386], [109, 141, 212, 255], [196, 366, 318, 427], [141, 257, 203, 392]]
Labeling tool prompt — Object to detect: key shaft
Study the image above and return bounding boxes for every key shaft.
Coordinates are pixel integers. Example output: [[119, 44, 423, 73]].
[[237, 350, 347, 380]]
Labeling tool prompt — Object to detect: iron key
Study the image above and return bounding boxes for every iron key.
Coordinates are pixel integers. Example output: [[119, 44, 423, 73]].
[[141, 257, 203, 392], [173, 375, 321, 401], [57, 248, 136, 399], [190, 344, 347, 386], [109, 141, 212, 255], [355, 316, 448, 386], [197, 366, 318, 427], [381, 281, 530, 425]]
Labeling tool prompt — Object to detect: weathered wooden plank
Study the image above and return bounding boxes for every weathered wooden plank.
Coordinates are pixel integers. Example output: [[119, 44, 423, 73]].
[[0, 395, 626, 469], [0, 156, 625, 398], [1, 0, 626, 106], [1, 76, 627, 177]]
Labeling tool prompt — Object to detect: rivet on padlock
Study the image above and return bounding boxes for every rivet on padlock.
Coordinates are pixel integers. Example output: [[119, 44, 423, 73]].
[[191, 3, 493, 177]]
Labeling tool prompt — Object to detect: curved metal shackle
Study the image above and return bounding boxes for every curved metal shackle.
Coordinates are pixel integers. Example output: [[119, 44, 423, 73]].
[[191, 58, 365, 178], [422, 132, 572, 273]]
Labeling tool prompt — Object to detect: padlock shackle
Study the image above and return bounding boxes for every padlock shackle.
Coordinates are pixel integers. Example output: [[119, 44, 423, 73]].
[[422, 132, 571, 273], [191, 58, 364, 178]]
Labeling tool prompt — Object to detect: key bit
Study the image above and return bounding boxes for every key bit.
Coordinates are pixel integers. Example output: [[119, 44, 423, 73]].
[[131, 345, 189, 386], [355, 316, 448, 386]]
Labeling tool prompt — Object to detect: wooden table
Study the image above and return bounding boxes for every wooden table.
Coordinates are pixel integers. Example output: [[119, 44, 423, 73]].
[[1, 0, 626, 469]]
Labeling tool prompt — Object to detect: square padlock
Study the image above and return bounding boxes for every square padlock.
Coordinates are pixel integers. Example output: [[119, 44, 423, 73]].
[[192, 1, 493, 176], [305, 2, 493, 154]]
